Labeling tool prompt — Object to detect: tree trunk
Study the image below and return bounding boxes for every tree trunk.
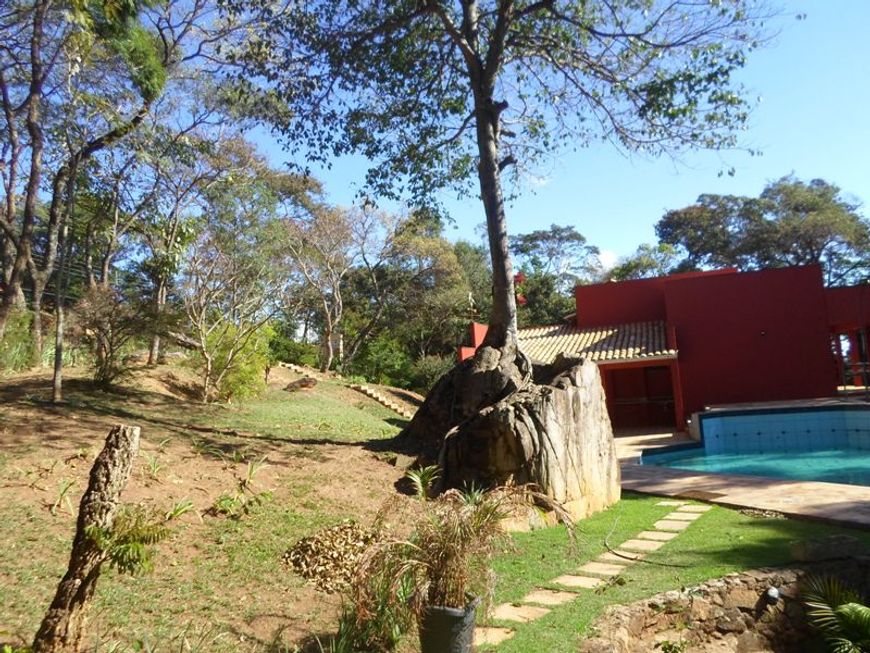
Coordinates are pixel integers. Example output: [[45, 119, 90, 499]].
[[0, 0, 47, 343], [320, 328, 334, 373], [32, 424, 141, 653], [30, 272, 46, 367], [52, 221, 72, 403], [399, 23, 618, 517], [147, 281, 167, 366]]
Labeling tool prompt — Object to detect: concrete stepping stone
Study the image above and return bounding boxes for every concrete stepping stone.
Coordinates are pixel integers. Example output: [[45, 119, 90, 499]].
[[578, 561, 627, 577], [552, 574, 605, 589], [677, 504, 713, 513], [522, 588, 578, 606], [664, 511, 702, 521], [656, 500, 687, 506], [598, 550, 645, 564], [654, 519, 691, 531], [491, 603, 550, 623], [620, 538, 665, 552], [637, 530, 678, 542], [474, 627, 515, 647]]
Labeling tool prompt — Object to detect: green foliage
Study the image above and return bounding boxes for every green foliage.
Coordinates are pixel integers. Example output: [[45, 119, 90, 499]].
[[656, 176, 870, 286], [107, 24, 167, 102], [269, 323, 319, 367], [406, 465, 440, 500], [515, 271, 574, 328], [202, 322, 274, 402], [803, 575, 870, 653], [453, 240, 492, 322], [227, 1, 768, 204], [209, 456, 272, 519], [407, 355, 454, 395], [345, 334, 411, 388], [70, 0, 168, 102], [609, 244, 682, 281], [0, 310, 33, 373], [510, 224, 601, 291], [72, 286, 151, 387], [86, 504, 173, 576]]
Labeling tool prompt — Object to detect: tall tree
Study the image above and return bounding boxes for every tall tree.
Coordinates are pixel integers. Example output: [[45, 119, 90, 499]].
[[229, 0, 768, 363], [283, 204, 358, 373], [608, 243, 682, 281], [0, 0, 169, 352], [453, 239, 492, 322], [230, 0, 772, 485], [656, 176, 870, 286], [510, 224, 600, 292]]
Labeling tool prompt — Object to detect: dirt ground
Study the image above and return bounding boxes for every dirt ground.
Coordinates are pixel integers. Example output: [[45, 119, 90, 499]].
[[0, 364, 411, 651]]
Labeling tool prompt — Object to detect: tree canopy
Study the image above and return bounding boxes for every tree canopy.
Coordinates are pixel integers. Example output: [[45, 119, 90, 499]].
[[227, 0, 772, 352], [656, 176, 870, 286]]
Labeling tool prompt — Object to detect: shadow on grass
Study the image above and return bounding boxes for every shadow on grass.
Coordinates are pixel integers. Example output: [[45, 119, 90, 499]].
[[1, 372, 418, 464]]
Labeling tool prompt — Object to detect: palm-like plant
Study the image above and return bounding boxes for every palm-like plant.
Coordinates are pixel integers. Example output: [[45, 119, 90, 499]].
[[803, 575, 870, 653]]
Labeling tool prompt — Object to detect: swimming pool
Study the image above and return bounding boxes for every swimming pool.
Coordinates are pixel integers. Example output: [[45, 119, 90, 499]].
[[641, 404, 870, 487]]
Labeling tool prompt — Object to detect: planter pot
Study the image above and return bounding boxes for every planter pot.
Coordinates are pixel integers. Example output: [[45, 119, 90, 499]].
[[418, 596, 480, 653]]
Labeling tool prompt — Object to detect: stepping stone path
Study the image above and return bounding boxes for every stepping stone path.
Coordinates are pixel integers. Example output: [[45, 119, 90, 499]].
[[476, 500, 714, 648]]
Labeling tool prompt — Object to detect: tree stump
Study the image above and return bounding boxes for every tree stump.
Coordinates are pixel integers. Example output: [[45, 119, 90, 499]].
[[32, 424, 141, 653], [403, 351, 620, 520]]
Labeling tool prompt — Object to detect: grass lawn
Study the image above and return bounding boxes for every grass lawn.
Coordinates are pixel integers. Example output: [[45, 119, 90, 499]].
[[1, 364, 868, 652], [487, 495, 870, 652]]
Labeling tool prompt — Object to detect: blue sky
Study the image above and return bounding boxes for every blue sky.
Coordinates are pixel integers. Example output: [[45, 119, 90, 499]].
[[259, 1, 870, 267]]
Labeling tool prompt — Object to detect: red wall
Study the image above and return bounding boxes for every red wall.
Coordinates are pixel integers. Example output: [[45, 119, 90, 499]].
[[826, 285, 870, 330], [664, 265, 837, 417], [575, 268, 737, 328]]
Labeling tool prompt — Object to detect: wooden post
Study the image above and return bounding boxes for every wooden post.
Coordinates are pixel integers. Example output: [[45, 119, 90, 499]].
[[32, 424, 141, 653]]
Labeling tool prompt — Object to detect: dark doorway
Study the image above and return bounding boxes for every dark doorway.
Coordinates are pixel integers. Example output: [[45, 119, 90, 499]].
[[604, 365, 676, 429]]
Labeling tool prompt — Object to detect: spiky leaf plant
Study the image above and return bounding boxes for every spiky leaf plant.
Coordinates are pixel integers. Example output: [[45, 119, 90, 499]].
[[803, 575, 870, 653]]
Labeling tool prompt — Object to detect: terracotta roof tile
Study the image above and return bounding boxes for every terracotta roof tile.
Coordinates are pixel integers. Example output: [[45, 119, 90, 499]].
[[518, 320, 676, 364]]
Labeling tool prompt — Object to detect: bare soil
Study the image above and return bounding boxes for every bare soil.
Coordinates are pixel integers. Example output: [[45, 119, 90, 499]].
[[0, 364, 410, 651]]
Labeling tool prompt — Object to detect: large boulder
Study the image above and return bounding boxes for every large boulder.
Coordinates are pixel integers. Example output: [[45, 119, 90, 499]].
[[438, 354, 620, 520]]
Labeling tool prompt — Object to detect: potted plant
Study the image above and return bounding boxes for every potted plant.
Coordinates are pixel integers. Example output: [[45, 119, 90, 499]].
[[328, 468, 511, 653], [403, 469, 509, 653]]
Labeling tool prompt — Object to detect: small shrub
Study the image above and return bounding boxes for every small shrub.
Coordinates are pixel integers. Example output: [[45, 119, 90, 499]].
[[207, 456, 272, 518], [0, 309, 33, 373], [269, 328, 319, 367], [407, 354, 454, 394], [72, 286, 150, 387], [195, 321, 274, 402], [86, 504, 172, 576], [803, 575, 870, 653]]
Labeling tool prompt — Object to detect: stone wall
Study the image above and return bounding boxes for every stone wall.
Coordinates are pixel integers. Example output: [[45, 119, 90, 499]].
[[580, 557, 870, 653]]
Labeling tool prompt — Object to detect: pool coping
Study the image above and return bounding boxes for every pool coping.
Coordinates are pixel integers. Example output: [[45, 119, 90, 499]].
[[621, 461, 870, 530]]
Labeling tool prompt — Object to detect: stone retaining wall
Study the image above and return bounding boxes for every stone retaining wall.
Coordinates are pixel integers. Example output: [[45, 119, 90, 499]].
[[580, 557, 870, 653]]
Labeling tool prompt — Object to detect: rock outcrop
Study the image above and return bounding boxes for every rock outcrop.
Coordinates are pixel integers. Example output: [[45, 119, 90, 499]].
[[438, 354, 620, 520]]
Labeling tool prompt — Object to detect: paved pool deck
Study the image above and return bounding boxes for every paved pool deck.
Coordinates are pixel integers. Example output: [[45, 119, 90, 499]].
[[616, 431, 870, 530]]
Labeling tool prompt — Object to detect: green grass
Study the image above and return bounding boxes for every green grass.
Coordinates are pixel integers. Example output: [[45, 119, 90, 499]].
[[4, 367, 870, 652], [206, 383, 404, 442], [0, 369, 403, 651], [485, 493, 870, 652]]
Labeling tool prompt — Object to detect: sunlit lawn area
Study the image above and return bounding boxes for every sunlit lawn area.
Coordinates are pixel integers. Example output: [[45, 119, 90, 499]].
[[2, 366, 868, 652]]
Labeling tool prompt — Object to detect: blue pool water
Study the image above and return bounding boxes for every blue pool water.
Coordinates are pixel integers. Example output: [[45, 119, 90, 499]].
[[641, 404, 870, 487], [642, 446, 870, 487]]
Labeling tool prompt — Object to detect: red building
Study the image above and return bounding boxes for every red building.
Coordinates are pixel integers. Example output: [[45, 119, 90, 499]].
[[459, 265, 869, 430]]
